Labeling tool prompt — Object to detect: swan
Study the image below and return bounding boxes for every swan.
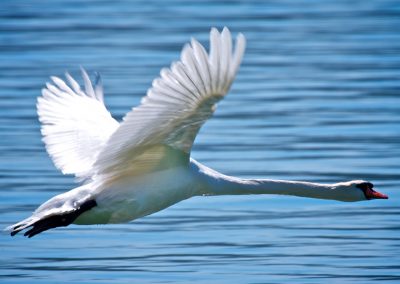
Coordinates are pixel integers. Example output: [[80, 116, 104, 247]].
[[7, 27, 388, 238]]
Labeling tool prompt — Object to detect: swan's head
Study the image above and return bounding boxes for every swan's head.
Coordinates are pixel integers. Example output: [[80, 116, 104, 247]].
[[334, 180, 388, 202]]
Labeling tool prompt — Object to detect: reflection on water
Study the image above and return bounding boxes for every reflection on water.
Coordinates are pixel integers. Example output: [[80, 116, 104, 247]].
[[0, 0, 399, 283]]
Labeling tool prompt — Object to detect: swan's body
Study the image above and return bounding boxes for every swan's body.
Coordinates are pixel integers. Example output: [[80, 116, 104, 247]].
[[8, 28, 387, 238]]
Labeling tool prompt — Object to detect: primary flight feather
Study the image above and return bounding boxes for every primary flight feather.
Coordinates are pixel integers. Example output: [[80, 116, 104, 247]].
[[8, 27, 387, 238]]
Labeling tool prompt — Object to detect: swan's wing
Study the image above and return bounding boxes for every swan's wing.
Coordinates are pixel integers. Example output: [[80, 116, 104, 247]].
[[37, 69, 119, 179], [94, 27, 246, 180]]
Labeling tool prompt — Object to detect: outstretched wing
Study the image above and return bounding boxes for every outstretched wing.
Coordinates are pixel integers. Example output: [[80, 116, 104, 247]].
[[37, 69, 119, 179], [94, 27, 246, 180]]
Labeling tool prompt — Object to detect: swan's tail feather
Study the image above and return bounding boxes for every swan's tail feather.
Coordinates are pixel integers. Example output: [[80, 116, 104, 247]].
[[8, 199, 97, 238]]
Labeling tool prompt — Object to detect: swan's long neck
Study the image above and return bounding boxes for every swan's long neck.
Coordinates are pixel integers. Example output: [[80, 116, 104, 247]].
[[191, 160, 348, 202]]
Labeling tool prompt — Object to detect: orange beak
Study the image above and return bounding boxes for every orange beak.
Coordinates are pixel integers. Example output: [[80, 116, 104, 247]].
[[365, 187, 388, 200]]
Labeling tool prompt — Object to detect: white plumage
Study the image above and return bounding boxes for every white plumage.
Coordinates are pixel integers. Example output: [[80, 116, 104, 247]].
[[38, 69, 119, 179], [8, 27, 387, 238]]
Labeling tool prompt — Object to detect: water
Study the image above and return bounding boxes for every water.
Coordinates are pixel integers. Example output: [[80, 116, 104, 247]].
[[0, 0, 399, 283]]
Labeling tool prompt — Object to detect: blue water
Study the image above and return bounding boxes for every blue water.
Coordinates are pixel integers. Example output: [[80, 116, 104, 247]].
[[1, 0, 399, 283]]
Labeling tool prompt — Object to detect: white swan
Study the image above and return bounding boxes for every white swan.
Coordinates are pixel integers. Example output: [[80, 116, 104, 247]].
[[8, 27, 388, 238]]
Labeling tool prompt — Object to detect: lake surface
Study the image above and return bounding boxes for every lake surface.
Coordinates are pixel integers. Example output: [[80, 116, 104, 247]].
[[0, 0, 399, 283]]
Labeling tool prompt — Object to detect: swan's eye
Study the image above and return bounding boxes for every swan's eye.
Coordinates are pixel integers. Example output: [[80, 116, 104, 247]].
[[356, 182, 374, 199]]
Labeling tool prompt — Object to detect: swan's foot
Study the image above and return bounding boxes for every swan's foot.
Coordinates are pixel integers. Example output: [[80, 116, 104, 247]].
[[10, 199, 97, 238]]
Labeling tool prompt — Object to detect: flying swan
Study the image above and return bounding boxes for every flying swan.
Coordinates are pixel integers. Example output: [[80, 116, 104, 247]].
[[8, 27, 388, 238]]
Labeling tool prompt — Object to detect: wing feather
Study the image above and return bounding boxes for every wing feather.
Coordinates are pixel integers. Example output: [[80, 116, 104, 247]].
[[37, 70, 119, 179], [94, 27, 246, 180], [81, 67, 96, 99]]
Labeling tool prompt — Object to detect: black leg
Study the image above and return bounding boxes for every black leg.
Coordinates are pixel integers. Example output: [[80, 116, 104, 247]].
[[11, 199, 97, 238]]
